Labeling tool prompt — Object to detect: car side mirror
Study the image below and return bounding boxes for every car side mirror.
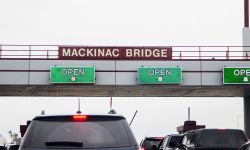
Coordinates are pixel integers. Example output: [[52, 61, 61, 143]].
[[169, 141, 176, 147]]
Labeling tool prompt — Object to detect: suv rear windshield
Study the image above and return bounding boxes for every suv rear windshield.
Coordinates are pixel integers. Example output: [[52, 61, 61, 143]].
[[22, 119, 132, 149], [198, 130, 247, 147]]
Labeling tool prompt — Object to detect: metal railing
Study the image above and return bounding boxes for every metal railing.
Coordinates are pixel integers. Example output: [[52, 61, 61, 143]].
[[0, 45, 249, 60]]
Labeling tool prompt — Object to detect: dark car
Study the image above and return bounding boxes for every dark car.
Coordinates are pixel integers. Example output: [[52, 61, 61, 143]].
[[140, 137, 163, 150], [158, 134, 183, 150], [177, 128, 248, 150], [19, 114, 138, 150], [6, 145, 19, 150], [240, 141, 250, 150], [0, 146, 6, 150]]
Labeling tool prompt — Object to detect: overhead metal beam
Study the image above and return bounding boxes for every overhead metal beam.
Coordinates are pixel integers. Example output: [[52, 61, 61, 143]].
[[0, 85, 246, 97], [245, 0, 249, 27]]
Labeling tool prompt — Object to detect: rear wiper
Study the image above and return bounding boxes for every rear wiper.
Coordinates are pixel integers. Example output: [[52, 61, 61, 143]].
[[45, 141, 83, 147]]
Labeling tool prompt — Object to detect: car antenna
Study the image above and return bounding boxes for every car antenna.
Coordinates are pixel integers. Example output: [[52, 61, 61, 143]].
[[108, 96, 117, 114], [129, 110, 138, 126], [110, 96, 112, 110], [76, 97, 82, 114]]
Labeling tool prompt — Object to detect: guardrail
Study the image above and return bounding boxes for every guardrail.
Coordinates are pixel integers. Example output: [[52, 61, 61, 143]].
[[0, 45, 249, 60]]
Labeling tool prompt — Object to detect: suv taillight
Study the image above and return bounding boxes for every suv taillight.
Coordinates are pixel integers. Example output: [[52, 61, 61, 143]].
[[73, 115, 87, 121]]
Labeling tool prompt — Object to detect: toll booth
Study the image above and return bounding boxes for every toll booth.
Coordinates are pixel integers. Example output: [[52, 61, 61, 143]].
[[20, 120, 31, 137], [177, 120, 205, 134]]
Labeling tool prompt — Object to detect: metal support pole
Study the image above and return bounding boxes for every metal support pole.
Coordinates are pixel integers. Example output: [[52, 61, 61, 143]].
[[226, 47, 230, 59], [199, 46, 201, 60], [245, 0, 249, 27], [244, 96, 250, 138], [0, 45, 2, 58], [28, 45, 31, 86]]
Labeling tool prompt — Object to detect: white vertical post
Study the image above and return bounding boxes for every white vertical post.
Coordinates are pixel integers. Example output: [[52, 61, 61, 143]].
[[188, 107, 191, 121]]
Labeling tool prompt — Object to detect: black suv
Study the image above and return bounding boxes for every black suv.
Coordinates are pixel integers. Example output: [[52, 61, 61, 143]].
[[177, 129, 248, 150], [20, 114, 138, 150]]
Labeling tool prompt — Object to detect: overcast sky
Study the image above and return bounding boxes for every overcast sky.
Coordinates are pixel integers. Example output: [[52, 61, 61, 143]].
[[0, 0, 244, 45], [0, 0, 247, 144]]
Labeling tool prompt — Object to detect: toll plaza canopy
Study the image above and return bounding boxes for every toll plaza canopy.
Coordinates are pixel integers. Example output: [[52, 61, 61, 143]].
[[0, 45, 249, 97]]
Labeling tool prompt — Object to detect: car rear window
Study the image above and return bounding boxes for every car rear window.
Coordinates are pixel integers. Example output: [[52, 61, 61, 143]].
[[22, 119, 131, 149], [145, 139, 162, 148], [197, 130, 247, 147], [170, 136, 182, 144]]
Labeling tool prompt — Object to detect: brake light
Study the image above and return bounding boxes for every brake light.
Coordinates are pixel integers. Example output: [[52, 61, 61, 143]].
[[73, 115, 87, 121]]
